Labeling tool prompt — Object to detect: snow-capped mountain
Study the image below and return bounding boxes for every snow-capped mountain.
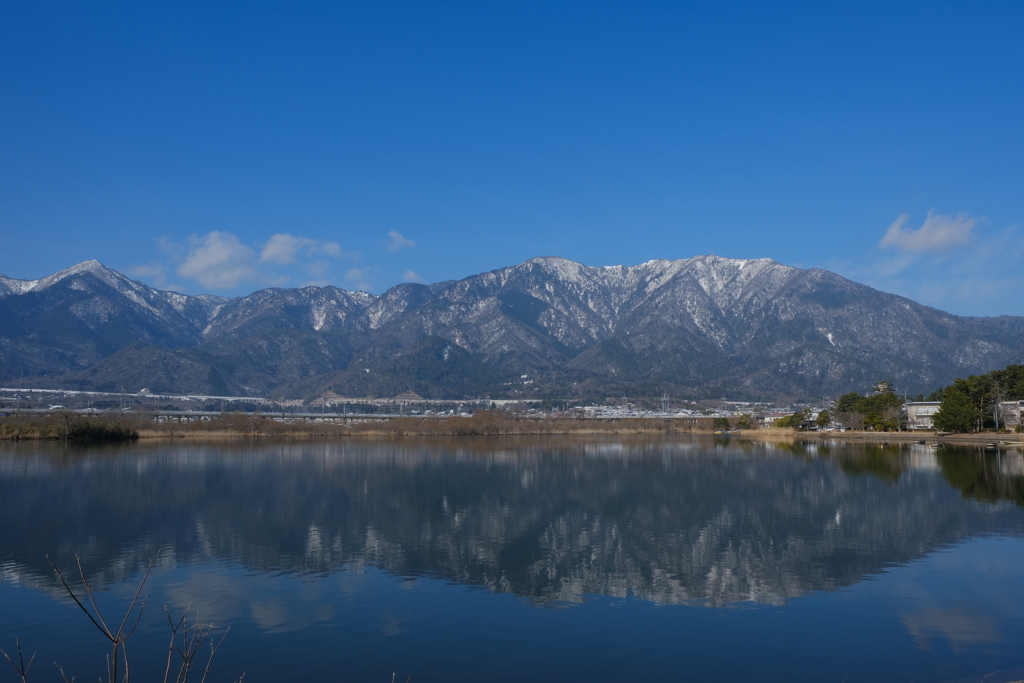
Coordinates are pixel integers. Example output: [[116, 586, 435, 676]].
[[2, 256, 1022, 399]]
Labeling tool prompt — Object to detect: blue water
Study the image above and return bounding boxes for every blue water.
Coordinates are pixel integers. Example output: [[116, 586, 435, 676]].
[[2, 438, 1024, 682]]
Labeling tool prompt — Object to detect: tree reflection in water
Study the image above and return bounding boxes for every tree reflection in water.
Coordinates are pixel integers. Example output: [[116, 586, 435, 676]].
[[1, 437, 1023, 609]]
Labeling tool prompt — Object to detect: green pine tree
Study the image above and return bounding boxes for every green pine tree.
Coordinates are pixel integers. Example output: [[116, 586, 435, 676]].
[[932, 388, 979, 433]]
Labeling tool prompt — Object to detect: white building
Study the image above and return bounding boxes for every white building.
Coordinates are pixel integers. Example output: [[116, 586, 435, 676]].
[[997, 400, 1024, 428], [905, 402, 941, 430]]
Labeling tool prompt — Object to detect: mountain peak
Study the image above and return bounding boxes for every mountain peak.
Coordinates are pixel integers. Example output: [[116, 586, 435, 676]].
[[8, 259, 126, 294], [2, 256, 1022, 400], [61, 259, 119, 275]]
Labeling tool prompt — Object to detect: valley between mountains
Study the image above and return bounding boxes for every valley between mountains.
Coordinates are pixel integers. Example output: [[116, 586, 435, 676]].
[[2, 256, 1022, 401]]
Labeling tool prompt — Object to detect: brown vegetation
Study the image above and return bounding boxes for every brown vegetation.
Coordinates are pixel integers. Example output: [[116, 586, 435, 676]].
[[134, 410, 720, 438], [0, 412, 138, 441], [1, 410, 726, 441], [0, 409, 717, 439]]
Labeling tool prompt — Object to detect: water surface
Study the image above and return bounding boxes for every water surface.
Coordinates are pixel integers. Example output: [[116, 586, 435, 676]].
[[2, 437, 1024, 682]]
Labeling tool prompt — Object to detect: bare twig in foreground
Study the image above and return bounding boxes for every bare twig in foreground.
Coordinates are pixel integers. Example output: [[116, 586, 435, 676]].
[[162, 605, 234, 683], [1, 638, 36, 683], [17, 551, 239, 683], [47, 551, 158, 683]]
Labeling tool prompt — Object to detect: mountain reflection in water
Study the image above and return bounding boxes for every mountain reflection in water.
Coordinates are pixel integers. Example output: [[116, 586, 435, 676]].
[[2, 438, 1024, 609]]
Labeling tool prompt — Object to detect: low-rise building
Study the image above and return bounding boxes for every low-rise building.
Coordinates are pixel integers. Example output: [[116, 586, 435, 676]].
[[905, 402, 941, 430], [998, 400, 1024, 428]]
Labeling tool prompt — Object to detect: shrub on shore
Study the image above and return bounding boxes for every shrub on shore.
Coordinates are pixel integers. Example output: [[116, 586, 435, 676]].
[[0, 413, 138, 441]]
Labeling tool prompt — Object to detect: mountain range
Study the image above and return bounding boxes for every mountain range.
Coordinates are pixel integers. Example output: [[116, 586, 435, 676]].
[[2, 256, 1022, 401]]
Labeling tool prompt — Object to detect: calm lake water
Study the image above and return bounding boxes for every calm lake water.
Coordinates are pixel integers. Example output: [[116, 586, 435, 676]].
[[2, 437, 1024, 683]]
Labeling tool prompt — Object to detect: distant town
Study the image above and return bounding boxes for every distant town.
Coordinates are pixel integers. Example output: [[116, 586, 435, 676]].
[[3, 381, 1022, 432]]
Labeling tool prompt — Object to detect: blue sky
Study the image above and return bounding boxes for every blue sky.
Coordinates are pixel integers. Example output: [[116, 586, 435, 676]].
[[2, 2, 1022, 315]]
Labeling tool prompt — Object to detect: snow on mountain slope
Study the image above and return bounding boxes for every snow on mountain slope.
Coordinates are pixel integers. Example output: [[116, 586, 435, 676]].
[[2, 256, 1022, 399], [201, 286, 376, 340]]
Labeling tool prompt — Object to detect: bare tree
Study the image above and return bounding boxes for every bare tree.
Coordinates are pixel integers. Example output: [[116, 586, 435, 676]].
[[162, 606, 235, 683], [47, 552, 154, 683], [882, 405, 905, 432], [25, 551, 243, 683], [56, 410, 75, 441], [992, 383, 1007, 430], [1, 638, 35, 683], [834, 411, 865, 430]]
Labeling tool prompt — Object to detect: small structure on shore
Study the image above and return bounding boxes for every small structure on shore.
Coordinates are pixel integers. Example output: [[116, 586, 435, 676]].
[[905, 402, 941, 430], [998, 400, 1024, 428]]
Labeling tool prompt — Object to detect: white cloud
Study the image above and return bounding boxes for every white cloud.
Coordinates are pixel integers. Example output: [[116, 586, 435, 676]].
[[300, 260, 334, 287], [132, 232, 355, 292], [345, 267, 373, 291], [843, 220, 1024, 316], [127, 263, 184, 291], [260, 233, 344, 264], [386, 230, 415, 252], [879, 211, 977, 253], [136, 231, 427, 295], [155, 235, 183, 260], [260, 234, 316, 264], [177, 232, 258, 289], [320, 241, 343, 257]]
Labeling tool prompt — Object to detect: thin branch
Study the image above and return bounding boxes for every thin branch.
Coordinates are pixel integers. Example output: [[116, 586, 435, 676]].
[[121, 642, 130, 683], [116, 553, 159, 638], [37, 554, 238, 683], [75, 555, 113, 640], [50, 550, 163, 683], [163, 606, 189, 683], [54, 661, 76, 683], [198, 627, 230, 683], [47, 554, 109, 639], [1, 639, 36, 683], [122, 597, 149, 641]]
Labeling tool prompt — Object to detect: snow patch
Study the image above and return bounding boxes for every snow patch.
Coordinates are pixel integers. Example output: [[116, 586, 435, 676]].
[[312, 303, 330, 331], [0, 274, 42, 294]]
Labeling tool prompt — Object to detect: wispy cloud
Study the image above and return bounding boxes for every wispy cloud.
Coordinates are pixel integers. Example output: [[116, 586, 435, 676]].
[[134, 231, 352, 293], [260, 233, 343, 264], [177, 232, 258, 289], [402, 270, 425, 283], [901, 607, 1001, 651], [386, 230, 415, 252], [126, 263, 184, 291], [345, 267, 373, 291], [879, 211, 977, 253], [837, 211, 1024, 316]]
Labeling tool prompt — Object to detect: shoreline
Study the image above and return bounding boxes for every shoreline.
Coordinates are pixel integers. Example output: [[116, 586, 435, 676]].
[[769, 429, 1024, 446], [3, 412, 1021, 444]]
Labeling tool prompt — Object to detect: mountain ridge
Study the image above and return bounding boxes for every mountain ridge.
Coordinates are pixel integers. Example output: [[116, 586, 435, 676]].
[[2, 255, 1022, 400]]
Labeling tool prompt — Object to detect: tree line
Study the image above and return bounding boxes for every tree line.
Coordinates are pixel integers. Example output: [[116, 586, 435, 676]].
[[925, 363, 1024, 433], [775, 380, 904, 431], [775, 364, 1024, 433]]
